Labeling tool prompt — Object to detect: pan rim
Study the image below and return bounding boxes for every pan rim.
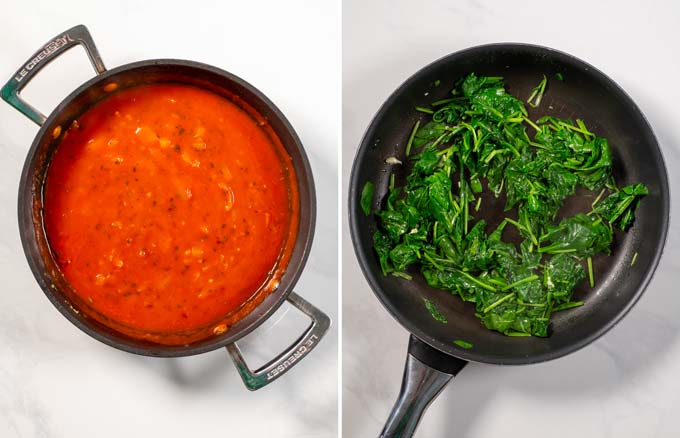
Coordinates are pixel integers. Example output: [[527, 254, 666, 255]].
[[348, 42, 670, 365]]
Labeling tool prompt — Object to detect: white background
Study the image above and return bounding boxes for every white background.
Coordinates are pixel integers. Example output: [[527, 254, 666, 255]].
[[0, 1, 338, 437], [343, 1, 680, 437]]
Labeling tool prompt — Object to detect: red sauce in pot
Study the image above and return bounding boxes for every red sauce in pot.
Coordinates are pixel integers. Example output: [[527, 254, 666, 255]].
[[43, 83, 299, 345]]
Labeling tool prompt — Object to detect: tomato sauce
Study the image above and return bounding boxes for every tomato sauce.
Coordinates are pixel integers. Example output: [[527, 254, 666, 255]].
[[43, 83, 299, 345]]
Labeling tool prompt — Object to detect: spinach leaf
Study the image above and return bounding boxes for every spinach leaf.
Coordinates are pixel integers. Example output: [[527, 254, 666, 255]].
[[539, 214, 612, 257], [470, 85, 525, 121], [389, 243, 419, 272], [373, 231, 394, 275], [544, 253, 586, 302], [454, 339, 473, 349], [360, 182, 374, 215], [376, 209, 409, 240], [424, 298, 448, 323], [593, 183, 648, 230]]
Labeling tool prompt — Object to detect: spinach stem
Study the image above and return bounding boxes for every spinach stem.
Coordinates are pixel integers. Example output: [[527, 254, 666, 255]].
[[487, 278, 509, 288], [553, 301, 584, 312], [587, 257, 594, 288], [522, 116, 541, 132], [506, 331, 532, 337], [431, 132, 449, 149], [463, 193, 469, 235], [537, 247, 578, 254], [431, 97, 466, 106], [454, 269, 497, 292], [505, 218, 538, 246], [560, 120, 594, 138], [527, 74, 547, 108], [405, 120, 421, 157], [576, 119, 594, 139], [501, 141, 520, 157], [483, 149, 509, 164], [423, 252, 444, 271], [459, 158, 468, 236], [502, 275, 539, 291], [591, 188, 606, 209], [504, 217, 525, 231], [631, 251, 639, 267], [483, 293, 515, 313], [392, 271, 413, 280], [517, 301, 547, 307]]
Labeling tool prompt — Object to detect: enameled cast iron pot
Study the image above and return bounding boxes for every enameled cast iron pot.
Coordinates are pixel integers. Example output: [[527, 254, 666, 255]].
[[349, 44, 669, 436], [2, 25, 329, 391]]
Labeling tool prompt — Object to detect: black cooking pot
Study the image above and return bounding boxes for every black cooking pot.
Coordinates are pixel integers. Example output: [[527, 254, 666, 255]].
[[2, 25, 330, 391], [349, 44, 669, 436]]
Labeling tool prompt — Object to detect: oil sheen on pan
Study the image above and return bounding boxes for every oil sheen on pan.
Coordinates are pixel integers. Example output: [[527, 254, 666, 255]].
[[42, 83, 299, 345]]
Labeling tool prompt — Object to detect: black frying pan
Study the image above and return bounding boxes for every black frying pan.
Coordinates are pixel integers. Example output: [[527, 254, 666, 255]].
[[348, 44, 669, 436]]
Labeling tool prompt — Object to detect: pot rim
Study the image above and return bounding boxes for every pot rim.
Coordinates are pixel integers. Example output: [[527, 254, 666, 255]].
[[18, 59, 316, 357]]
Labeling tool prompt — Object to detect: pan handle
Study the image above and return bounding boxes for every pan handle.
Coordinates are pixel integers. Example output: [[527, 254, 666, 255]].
[[381, 335, 468, 438], [226, 292, 331, 391], [1, 24, 106, 126]]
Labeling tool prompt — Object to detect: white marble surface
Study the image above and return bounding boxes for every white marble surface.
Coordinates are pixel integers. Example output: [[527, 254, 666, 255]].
[[0, 1, 338, 437], [343, 1, 680, 437]]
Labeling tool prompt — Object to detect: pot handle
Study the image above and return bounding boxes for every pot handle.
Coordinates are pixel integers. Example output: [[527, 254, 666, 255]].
[[226, 291, 331, 391], [381, 335, 468, 438], [1, 24, 106, 126]]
